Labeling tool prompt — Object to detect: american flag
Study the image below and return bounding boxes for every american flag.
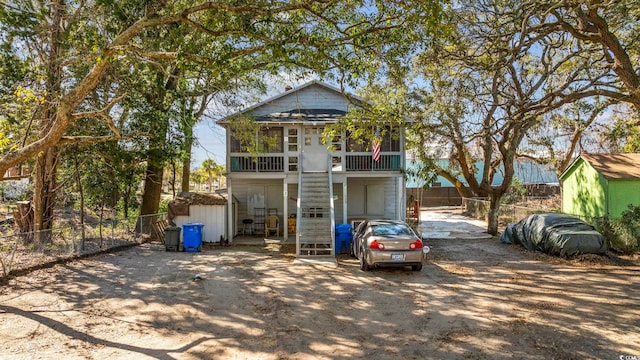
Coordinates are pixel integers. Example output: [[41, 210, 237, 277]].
[[372, 129, 381, 163]]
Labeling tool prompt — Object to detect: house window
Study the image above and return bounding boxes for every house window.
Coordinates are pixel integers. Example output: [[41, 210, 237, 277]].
[[230, 127, 284, 153], [331, 135, 342, 151], [288, 129, 298, 152], [380, 129, 400, 152], [229, 132, 243, 153], [346, 136, 365, 152], [346, 126, 400, 152], [288, 156, 298, 172], [259, 127, 283, 153]]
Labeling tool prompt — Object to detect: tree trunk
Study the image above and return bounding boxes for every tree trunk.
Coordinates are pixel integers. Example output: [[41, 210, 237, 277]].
[[171, 161, 177, 198], [99, 202, 104, 248], [33, 148, 58, 242], [486, 187, 509, 236], [136, 66, 180, 237], [33, 0, 64, 241], [74, 149, 85, 251], [136, 162, 164, 238], [181, 126, 193, 193], [487, 195, 501, 236], [122, 168, 135, 219]]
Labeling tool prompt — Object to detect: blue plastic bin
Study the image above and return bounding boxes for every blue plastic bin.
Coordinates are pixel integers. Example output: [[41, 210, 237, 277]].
[[182, 223, 204, 252], [335, 224, 353, 254]]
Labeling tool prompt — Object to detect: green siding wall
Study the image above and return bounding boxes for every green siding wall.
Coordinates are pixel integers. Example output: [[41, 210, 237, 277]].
[[562, 159, 607, 218], [608, 180, 640, 218]]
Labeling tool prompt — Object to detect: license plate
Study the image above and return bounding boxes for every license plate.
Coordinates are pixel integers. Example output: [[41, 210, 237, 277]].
[[391, 254, 405, 261]]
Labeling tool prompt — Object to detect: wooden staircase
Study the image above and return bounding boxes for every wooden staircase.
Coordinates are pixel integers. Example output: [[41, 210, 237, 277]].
[[297, 172, 334, 256]]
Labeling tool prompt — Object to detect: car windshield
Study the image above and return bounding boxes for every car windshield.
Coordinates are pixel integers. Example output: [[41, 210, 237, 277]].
[[371, 224, 414, 236]]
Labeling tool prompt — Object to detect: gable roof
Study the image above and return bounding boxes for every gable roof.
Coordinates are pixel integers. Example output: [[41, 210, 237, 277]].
[[217, 80, 362, 124], [561, 153, 640, 180]]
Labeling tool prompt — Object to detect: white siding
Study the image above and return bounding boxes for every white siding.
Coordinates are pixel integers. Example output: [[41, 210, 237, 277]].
[[384, 178, 399, 219], [173, 205, 226, 243], [347, 178, 399, 220], [332, 184, 344, 224]]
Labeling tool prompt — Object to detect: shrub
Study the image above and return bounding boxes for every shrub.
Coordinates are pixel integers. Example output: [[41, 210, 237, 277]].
[[593, 205, 640, 254], [502, 178, 527, 205]]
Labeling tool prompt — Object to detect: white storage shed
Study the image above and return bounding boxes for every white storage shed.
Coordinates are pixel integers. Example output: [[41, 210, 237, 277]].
[[168, 192, 236, 244]]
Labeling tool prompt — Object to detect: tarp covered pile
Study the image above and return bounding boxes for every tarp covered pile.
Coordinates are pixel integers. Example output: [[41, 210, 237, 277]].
[[500, 213, 608, 257]]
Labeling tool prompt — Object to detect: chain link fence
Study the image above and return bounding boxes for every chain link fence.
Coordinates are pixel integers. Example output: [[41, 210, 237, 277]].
[[461, 197, 554, 226], [0, 212, 167, 280]]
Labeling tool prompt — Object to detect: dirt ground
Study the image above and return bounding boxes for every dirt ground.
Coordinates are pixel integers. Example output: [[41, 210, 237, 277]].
[[1, 211, 639, 360]]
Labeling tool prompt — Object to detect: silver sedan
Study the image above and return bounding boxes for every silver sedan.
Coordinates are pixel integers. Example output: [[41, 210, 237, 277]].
[[351, 219, 425, 271]]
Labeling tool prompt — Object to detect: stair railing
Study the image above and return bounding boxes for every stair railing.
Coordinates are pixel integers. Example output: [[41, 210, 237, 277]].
[[296, 152, 303, 256], [328, 153, 335, 256]]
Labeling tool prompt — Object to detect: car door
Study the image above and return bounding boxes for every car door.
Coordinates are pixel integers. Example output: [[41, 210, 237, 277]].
[[352, 221, 368, 258]]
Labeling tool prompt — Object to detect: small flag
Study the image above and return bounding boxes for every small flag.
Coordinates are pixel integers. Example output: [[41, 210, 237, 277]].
[[372, 129, 381, 163]]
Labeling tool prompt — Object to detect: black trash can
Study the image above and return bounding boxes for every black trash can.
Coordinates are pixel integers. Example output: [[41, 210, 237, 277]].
[[164, 226, 181, 251]]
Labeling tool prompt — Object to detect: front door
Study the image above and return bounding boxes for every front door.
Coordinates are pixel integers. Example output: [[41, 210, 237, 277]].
[[302, 126, 328, 172]]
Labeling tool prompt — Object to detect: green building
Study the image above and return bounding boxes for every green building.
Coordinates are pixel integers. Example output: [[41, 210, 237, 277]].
[[559, 153, 640, 219]]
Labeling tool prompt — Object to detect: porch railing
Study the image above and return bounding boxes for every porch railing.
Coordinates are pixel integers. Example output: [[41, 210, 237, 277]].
[[345, 154, 401, 171], [229, 153, 402, 172], [230, 155, 284, 172]]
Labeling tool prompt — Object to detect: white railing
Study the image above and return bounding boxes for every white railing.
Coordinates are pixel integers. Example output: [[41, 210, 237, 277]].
[[296, 153, 303, 256], [328, 153, 336, 256]]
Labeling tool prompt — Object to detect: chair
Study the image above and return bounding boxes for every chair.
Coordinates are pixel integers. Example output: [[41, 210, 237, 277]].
[[265, 215, 279, 237]]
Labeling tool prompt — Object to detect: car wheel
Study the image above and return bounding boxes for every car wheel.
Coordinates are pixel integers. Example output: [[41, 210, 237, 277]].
[[359, 251, 371, 271], [411, 264, 423, 272]]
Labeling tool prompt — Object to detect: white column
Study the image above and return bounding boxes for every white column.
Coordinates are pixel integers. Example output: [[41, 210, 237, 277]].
[[398, 177, 405, 221], [283, 180, 288, 241], [227, 183, 234, 242], [343, 181, 348, 224]]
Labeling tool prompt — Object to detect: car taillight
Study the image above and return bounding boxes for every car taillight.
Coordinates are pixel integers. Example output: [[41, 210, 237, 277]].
[[370, 240, 385, 250], [409, 239, 423, 249]]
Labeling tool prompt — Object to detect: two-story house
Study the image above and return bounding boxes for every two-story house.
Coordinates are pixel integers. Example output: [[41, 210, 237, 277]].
[[217, 81, 407, 258]]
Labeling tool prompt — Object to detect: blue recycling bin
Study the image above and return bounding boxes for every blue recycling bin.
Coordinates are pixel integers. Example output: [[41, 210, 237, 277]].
[[182, 223, 204, 252], [335, 224, 353, 254]]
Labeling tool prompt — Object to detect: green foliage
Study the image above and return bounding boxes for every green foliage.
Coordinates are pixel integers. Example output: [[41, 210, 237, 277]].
[[593, 205, 640, 254], [324, 83, 409, 152], [403, 159, 439, 189], [601, 107, 640, 153], [228, 115, 261, 154], [0, 0, 446, 227], [158, 197, 171, 214], [502, 178, 527, 205]]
